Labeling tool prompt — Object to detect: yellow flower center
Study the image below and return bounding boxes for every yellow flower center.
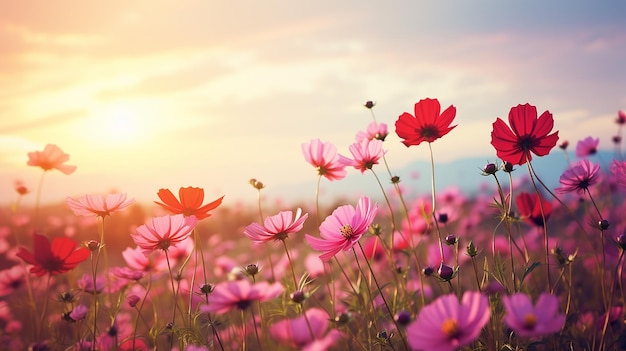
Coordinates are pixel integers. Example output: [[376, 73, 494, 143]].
[[441, 318, 460, 338], [523, 313, 538, 329], [340, 225, 354, 238]]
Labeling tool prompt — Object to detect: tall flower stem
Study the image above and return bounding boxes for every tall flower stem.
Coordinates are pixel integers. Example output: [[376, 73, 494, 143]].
[[33, 171, 46, 230], [280, 239, 315, 340], [357, 243, 409, 351], [599, 249, 625, 351], [164, 251, 181, 349], [524, 159, 551, 292], [427, 142, 445, 263]]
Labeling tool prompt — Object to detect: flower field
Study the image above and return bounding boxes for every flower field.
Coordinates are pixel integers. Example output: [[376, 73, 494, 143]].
[[2, 100, 626, 350]]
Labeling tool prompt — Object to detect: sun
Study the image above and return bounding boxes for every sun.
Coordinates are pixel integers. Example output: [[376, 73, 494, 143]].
[[86, 102, 144, 146]]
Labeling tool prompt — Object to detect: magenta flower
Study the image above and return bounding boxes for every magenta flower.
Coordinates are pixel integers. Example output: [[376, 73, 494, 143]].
[[556, 159, 600, 195], [502, 292, 565, 338], [69, 304, 89, 321], [302, 139, 350, 181], [66, 193, 135, 218], [356, 121, 389, 142], [406, 291, 490, 351], [305, 196, 378, 261], [575, 136, 599, 157], [201, 279, 283, 314], [343, 139, 386, 173], [244, 208, 308, 244], [611, 160, 626, 189], [0, 265, 25, 297], [130, 214, 198, 254], [270, 307, 343, 350]]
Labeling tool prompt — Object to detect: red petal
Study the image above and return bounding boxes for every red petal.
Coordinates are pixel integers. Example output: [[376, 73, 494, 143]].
[[508, 104, 537, 137], [414, 98, 441, 125], [179, 187, 204, 209], [155, 188, 184, 213]]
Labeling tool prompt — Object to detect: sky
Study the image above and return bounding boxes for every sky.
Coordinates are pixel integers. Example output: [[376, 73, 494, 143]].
[[1, 0, 625, 208]]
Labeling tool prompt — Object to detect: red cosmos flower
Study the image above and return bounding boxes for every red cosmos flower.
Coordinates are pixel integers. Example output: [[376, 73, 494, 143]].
[[155, 187, 224, 220], [491, 104, 559, 165], [395, 98, 457, 147], [27, 144, 77, 174], [516, 192, 553, 227], [16, 233, 89, 276]]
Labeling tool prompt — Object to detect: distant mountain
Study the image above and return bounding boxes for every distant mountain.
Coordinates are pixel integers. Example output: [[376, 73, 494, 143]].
[[279, 150, 617, 205]]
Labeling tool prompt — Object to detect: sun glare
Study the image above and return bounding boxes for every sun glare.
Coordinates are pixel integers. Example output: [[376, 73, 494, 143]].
[[87, 103, 143, 146]]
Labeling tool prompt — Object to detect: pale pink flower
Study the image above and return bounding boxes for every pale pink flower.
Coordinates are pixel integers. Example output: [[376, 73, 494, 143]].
[[343, 139, 386, 173], [501, 292, 565, 338], [130, 214, 197, 254], [305, 196, 378, 261], [110, 266, 144, 281], [575, 136, 599, 157], [270, 307, 343, 350], [356, 121, 389, 142], [244, 208, 308, 244], [27, 144, 77, 174], [406, 291, 490, 351], [302, 139, 350, 181], [121, 246, 168, 272], [66, 193, 135, 218], [201, 279, 283, 314]]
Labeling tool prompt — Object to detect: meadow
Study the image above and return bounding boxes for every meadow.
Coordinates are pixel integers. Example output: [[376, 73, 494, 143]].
[[2, 99, 626, 351]]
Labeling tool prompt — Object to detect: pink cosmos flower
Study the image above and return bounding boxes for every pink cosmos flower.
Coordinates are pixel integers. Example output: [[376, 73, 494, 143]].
[[122, 246, 168, 272], [611, 160, 626, 189], [201, 279, 284, 314], [69, 304, 89, 321], [269, 307, 343, 350], [501, 292, 565, 338], [305, 196, 378, 261], [343, 139, 386, 174], [356, 121, 389, 142], [302, 139, 350, 181], [556, 159, 600, 195], [406, 291, 490, 351], [617, 110, 626, 125], [130, 214, 198, 254], [575, 136, 599, 157], [244, 208, 308, 244], [0, 265, 26, 296], [66, 193, 135, 218], [27, 144, 77, 174]]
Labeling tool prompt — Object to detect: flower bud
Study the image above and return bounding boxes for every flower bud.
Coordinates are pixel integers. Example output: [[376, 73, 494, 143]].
[[482, 163, 498, 175], [422, 267, 435, 276], [244, 264, 260, 276], [444, 234, 457, 245], [599, 219, 610, 230], [290, 290, 306, 304], [502, 162, 514, 173], [334, 312, 351, 325], [364, 101, 376, 109], [559, 140, 569, 150], [466, 240, 478, 257], [87, 240, 100, 251], [438, 213, 449, 224], [395, 310, 411, 326], [126, 295, 141, 308], [437, 263, 454, 281]]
